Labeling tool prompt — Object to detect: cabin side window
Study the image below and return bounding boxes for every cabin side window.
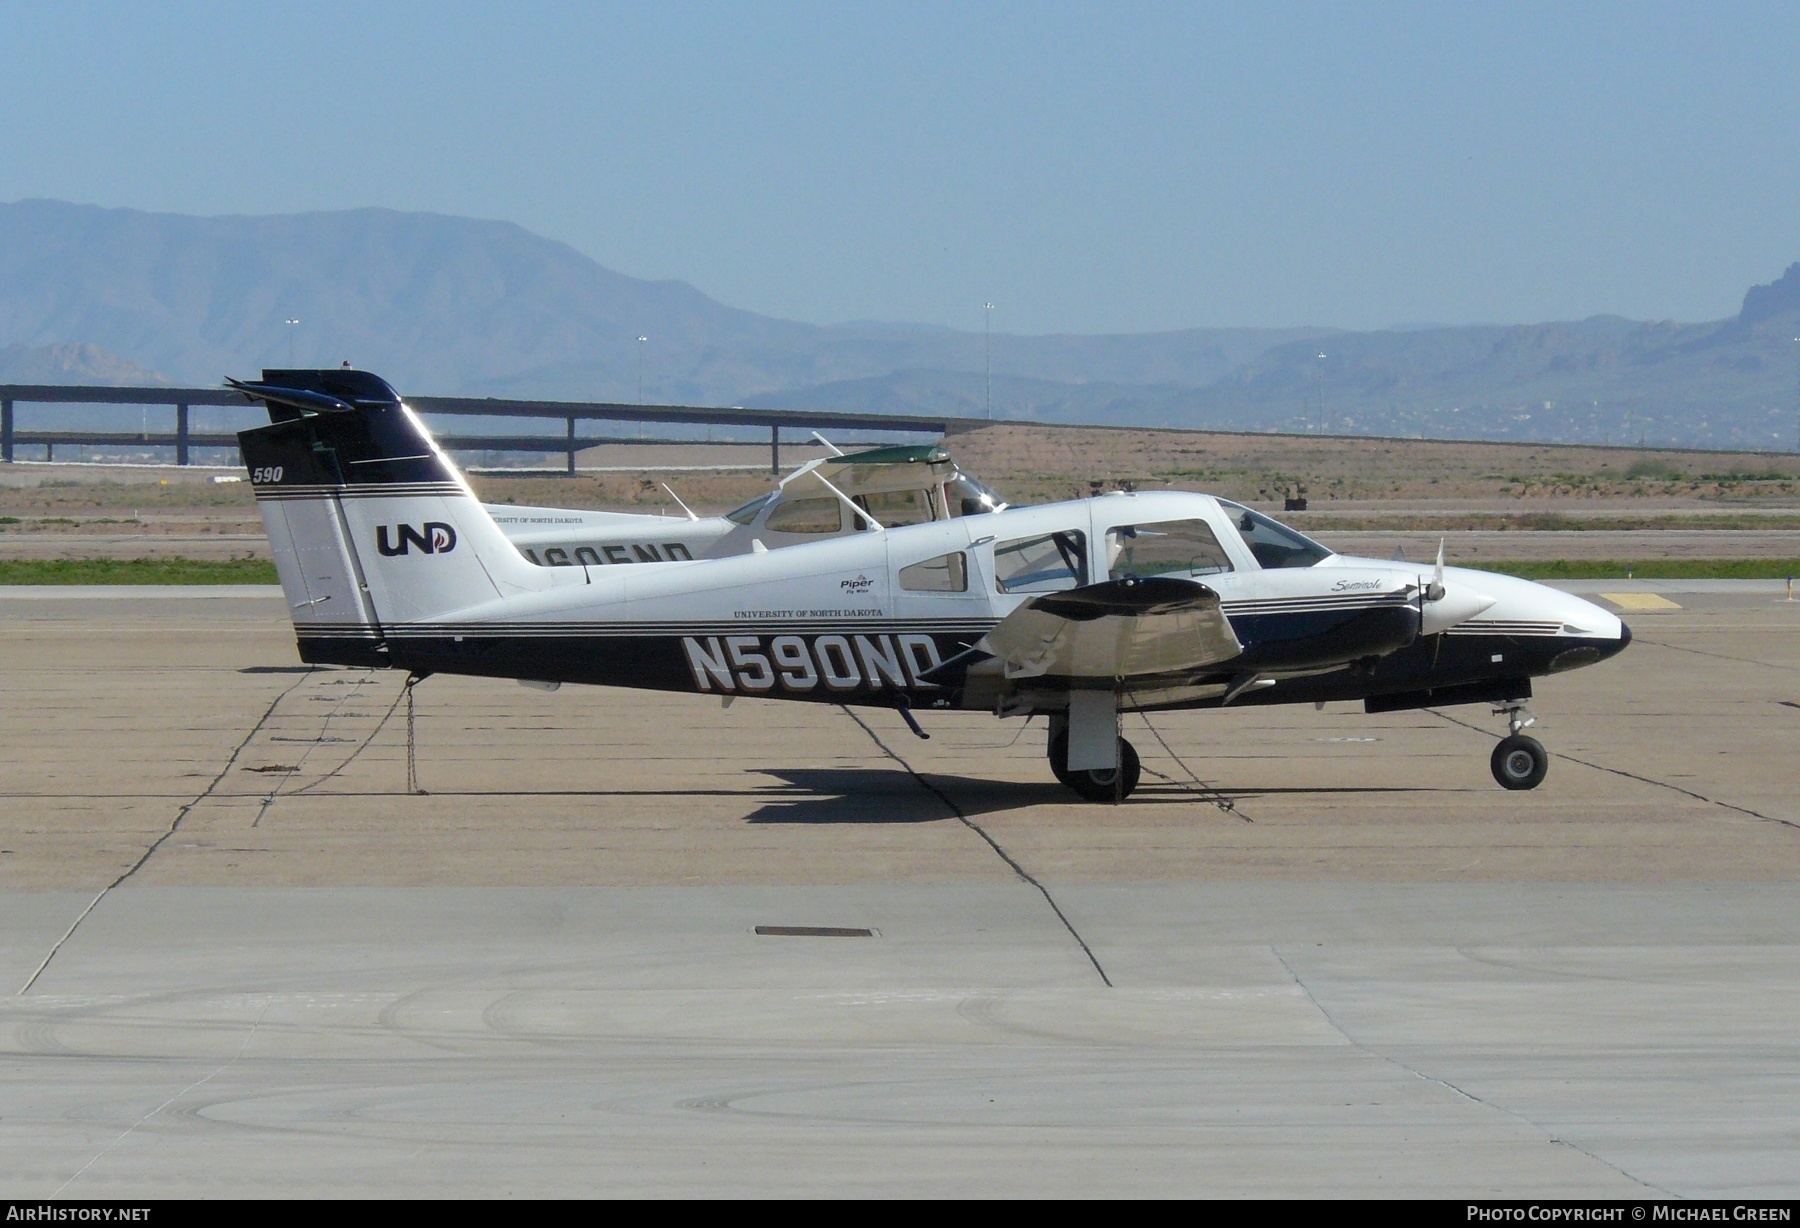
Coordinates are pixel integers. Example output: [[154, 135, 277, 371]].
[[899, 551, 969, 593], [763, 497, 842, 534], [1106, 519, 1233, 580], [992, 530, 1088, 593], [854, 488, 936, 527]]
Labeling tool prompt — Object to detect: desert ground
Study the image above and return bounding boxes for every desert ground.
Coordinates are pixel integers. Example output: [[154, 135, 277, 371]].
[[4, 423, 1799, 563]]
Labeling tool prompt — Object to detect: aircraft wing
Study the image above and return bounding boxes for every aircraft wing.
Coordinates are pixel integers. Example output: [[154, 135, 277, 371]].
[[979, 575, 1243, 681]]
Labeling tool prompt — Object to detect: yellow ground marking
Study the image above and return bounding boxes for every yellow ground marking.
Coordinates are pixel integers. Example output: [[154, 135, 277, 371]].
[[1597, 592, 1683, 611]]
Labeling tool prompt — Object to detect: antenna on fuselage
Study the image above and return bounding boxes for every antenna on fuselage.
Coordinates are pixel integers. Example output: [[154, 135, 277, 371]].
[[660, 483, 699, 521]]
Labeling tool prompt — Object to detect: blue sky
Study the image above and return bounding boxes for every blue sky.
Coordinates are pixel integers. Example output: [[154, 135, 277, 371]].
[[2, 1, 1796, 334]]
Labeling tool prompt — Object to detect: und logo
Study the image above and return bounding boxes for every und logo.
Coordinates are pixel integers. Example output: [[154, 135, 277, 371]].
[[377, 522, 458, 556]]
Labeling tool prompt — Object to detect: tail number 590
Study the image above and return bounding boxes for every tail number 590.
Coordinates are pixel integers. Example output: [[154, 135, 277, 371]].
[[251, 466, 284, 484]]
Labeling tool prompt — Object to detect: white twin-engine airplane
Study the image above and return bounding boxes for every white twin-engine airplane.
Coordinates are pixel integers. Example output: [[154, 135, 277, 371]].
[[232, 369, 1630, 801], [487, 441, 1006, 567]]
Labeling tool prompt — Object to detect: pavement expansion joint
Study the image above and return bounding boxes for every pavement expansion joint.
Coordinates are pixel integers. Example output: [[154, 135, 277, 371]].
[[837, 703, 1113, 988], [51, 994, 274, 1197], [15, 670, 318, 996], [1268, 946, 1676, 1197], [1428, 708, 1800, 832], [1634, 634, 1800, 672]]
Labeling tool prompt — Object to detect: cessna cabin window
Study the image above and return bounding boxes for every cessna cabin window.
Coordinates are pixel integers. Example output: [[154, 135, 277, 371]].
[[992, 530, 1088, 593], [1218, 500, 1332, 569], [854, 488, 937, 528], [946, 473, 1006, 517], [899, 551, 969, 592], [1106, 519, 1233, 580], [725, 493, 776, 526], [763, 497, 841, 534]]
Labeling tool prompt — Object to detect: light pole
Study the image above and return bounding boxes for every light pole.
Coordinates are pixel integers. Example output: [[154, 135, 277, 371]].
[[636, 336, 648, 441], [984, 303, 995, 420], [285, 319, 300, 366], [1792, 338, 1799, 452], [1315, 352, 1327, 434]]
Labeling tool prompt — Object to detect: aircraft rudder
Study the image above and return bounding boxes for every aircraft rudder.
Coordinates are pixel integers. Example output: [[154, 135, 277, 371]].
[[234, 369, 550, 632]]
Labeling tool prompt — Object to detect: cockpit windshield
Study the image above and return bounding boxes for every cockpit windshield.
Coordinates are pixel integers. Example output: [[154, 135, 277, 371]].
[[947, 472, 1007, 516], [1218, 500, 1333, 569], [724, 492, 777, 525]]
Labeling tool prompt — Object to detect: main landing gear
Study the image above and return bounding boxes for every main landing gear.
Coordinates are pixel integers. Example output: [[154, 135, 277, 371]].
[[1490, 704, 1549, 791], [1048, 728, 1142, 802]]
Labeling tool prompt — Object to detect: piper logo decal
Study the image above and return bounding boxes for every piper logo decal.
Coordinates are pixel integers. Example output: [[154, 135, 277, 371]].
[[839, 574, 876, 594], [377, 522, 458, 556]]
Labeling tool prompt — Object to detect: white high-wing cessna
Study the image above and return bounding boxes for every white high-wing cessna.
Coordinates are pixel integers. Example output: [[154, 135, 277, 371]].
[[233, 369, 1631, 800], [482, 441, 1006, 567]]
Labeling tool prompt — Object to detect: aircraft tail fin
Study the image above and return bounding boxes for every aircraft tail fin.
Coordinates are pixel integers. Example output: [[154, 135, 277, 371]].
[[233, 369, 554, 666]]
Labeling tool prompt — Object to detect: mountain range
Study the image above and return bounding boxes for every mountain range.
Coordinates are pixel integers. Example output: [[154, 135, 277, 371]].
[[1, 198, 1796, 450]]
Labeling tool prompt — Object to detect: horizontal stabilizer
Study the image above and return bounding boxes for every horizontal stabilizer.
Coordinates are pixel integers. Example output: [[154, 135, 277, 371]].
[[228, 369, 408, 422], [227, 378, 358, 417]]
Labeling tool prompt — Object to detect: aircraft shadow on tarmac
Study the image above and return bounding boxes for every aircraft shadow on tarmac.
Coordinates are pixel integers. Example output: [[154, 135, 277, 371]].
[[745, 767, 983, 824], [743, 766, 1449, 824], [312, 767, 1452, 815]]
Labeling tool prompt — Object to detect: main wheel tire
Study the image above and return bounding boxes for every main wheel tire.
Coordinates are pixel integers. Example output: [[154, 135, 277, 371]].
[[1491, 733, 1549, 790], [1048, 731, 1142, 802]]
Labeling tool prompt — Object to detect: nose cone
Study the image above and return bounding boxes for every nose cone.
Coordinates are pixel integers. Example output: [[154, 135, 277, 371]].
[[1439, 567, 1632, 666], [1554, 590, 1626, 639]]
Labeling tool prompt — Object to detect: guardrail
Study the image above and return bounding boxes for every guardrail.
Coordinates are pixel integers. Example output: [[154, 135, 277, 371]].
[[0, 385, 970, 475]]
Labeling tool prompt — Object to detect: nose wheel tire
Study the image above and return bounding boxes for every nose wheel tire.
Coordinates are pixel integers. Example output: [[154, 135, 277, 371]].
[[1048, 730, 1142, 802], [1491, 734, 1549, 790]]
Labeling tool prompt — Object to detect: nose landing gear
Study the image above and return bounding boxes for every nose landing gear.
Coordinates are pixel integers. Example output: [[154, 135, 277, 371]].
[[1490, 704, 1548, 790]]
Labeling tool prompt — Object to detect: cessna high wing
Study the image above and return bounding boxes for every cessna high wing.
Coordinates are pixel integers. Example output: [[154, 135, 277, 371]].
[[482, 443, 1007, 567], [231, 370, 1630, 801]]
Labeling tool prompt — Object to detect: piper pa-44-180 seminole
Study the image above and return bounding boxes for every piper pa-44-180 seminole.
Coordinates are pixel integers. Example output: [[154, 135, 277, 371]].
[[231, 369, 1631, 801]]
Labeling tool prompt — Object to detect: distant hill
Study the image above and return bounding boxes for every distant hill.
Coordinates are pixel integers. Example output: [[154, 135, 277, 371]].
[[0, 341, 167, 385], [0, 199, 1321, 402], [1165, 273, 1800, 449], [747, 367, 1207, 425], [770, 272, 1800, 450], [0, 198, 1796, 449]]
